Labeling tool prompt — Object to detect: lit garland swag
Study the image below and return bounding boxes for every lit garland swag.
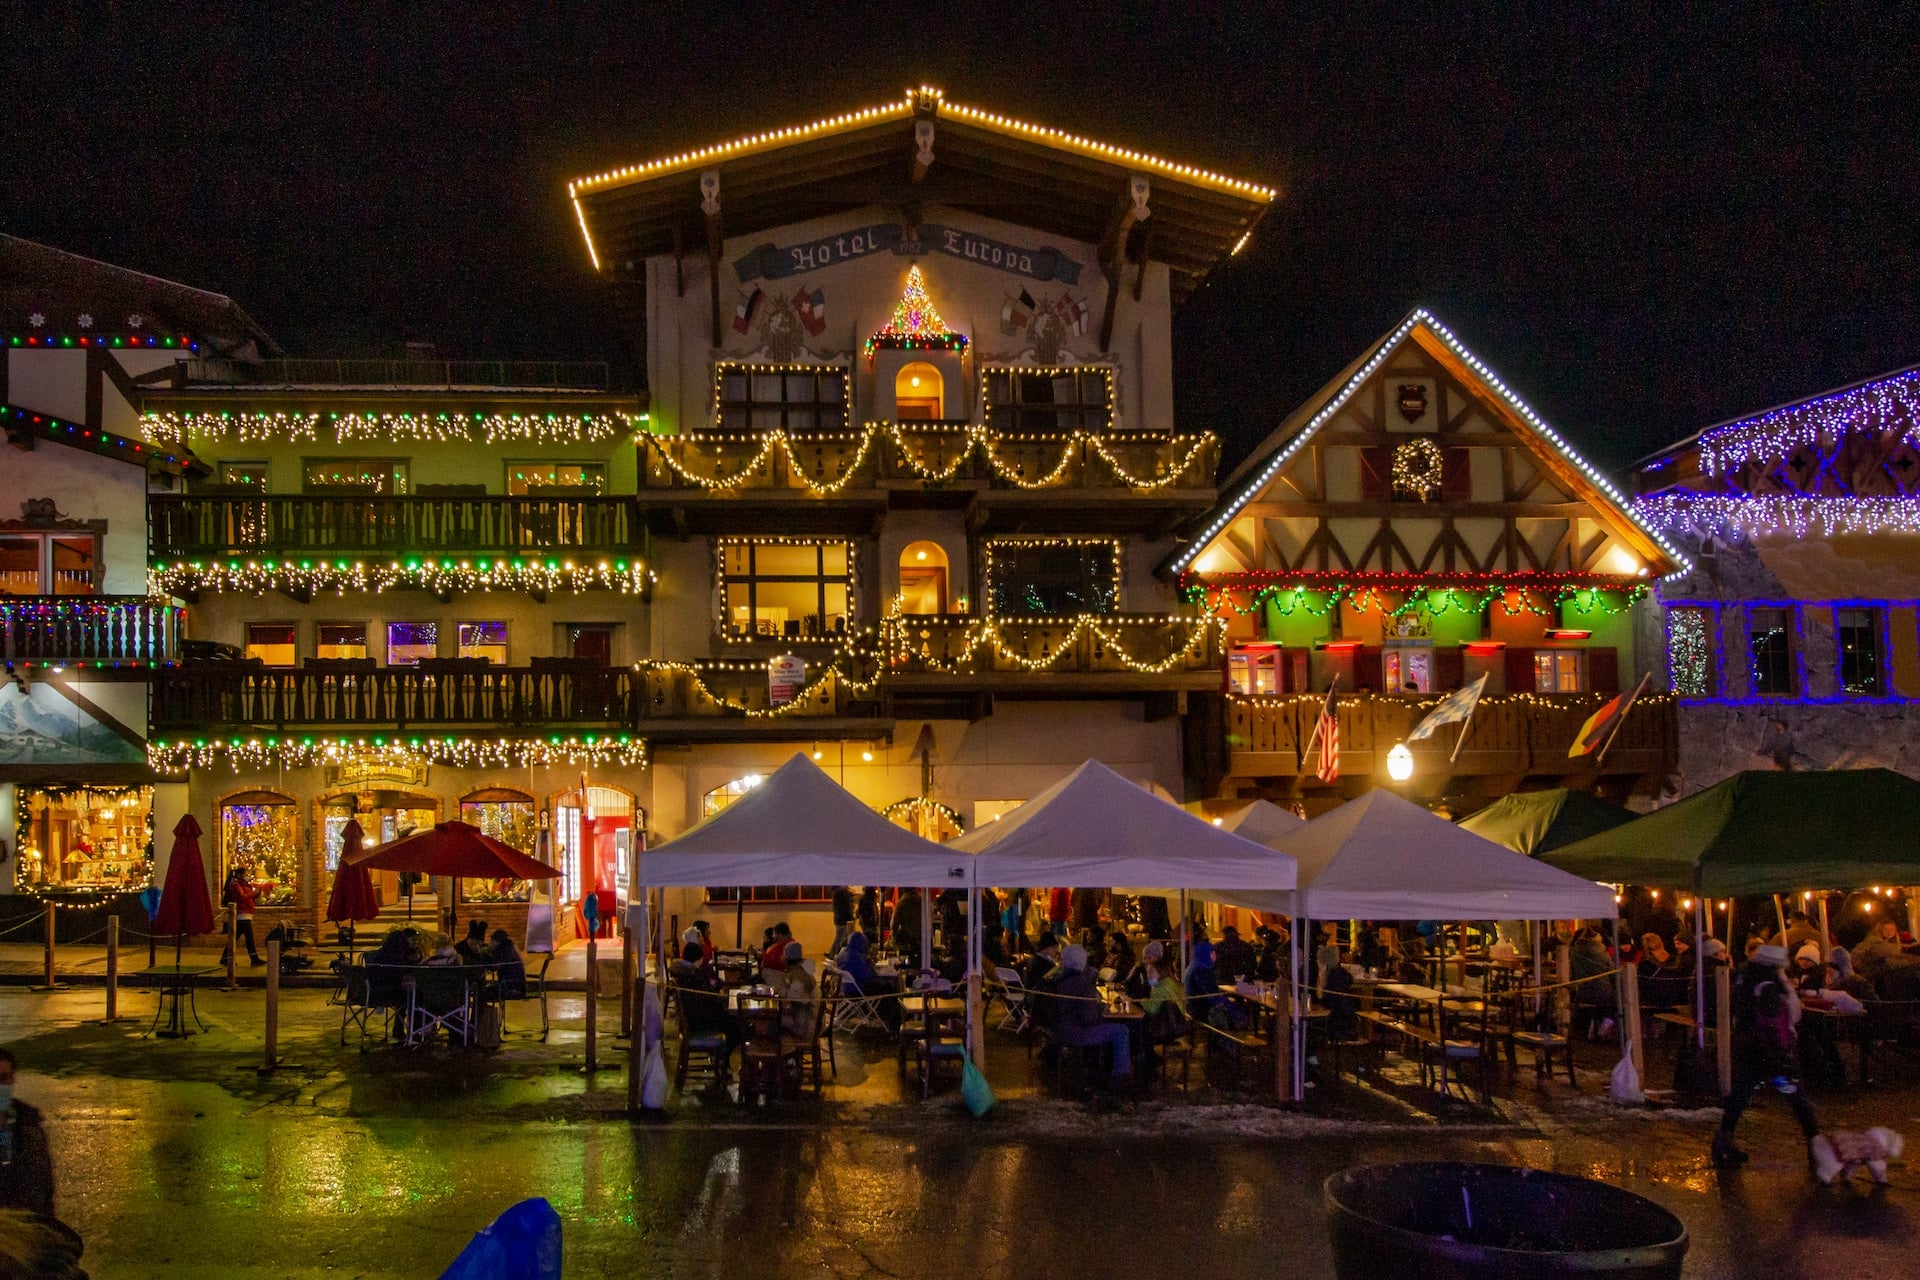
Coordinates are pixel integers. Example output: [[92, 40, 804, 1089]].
[[1183, 579, 1649, 619]]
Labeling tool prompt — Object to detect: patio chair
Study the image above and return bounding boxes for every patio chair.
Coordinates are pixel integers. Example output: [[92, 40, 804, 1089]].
[[673, 996, 731, 1093], [825, 963, 888, 1037], [787, 981, 832, 1091], [405, 967, 474, 1048], [1505, 991, 1576, 1089], [1436, 999, 1496, 1104], [338, 961, 386, 1049], [907, 1007, 967, 1099], [991, 967, 1030, 1033]]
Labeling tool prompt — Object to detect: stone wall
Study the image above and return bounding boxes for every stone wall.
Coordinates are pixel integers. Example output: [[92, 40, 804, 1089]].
[[1676, 702, 1920, 796]]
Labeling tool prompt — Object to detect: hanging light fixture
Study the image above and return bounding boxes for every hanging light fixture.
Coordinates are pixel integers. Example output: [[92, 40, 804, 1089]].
[[1387, 742, 1414, 782]]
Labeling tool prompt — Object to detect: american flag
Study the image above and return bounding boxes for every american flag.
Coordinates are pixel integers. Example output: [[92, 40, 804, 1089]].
[[1313, 681, 1340, 783]]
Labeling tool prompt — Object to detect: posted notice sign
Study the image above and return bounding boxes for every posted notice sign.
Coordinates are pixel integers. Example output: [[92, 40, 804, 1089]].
[[769, 655, 807, 706]]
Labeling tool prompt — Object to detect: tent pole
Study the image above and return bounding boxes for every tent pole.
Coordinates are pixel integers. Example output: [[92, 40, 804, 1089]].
[[1531, 922, 1543, 1020], [966, 879, 984, 1069], [1772, 894, 1787, 940], [1292, 914, 1305, 1103], [1817, 893, 1831, 951], [1179, 890, 1189, 976], [628, 885, 649, 1115]]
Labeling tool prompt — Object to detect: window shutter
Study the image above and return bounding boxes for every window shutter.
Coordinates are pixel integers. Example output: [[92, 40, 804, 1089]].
[[1354, 645, 1384, 691], [1588, 648, 1620, 695], [1432, 647, 1465, 692], [1359, 447, 1392, 501], [1505, 646, 1537, 694], [1442, 447, 1473, 501]]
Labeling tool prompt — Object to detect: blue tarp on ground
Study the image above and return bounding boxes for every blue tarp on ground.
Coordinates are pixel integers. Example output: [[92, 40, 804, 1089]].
[[438, 1198, 561, 1280]]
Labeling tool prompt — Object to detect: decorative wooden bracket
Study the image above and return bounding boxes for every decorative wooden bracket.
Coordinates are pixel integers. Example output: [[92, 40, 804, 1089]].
[[702, 169, 724, 349]]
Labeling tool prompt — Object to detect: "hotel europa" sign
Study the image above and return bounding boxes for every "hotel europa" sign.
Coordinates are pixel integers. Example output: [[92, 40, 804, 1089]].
[[733, 223, 1083, 285]]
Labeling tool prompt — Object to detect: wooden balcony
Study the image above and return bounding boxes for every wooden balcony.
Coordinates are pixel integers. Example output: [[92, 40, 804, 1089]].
[[150, 658, 888, 744], [0, 597, 181, 668], [149, 494, 645, 561], [1225, 692, 1677, 785], [882, 613, 1224, 708], [637, 424, 1219, 535]]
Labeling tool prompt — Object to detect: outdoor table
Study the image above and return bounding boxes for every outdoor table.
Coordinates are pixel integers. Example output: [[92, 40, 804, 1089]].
[[1799, 1002, 1868, 1084], [143, 965, 219, 1038], [896, 993, 965, 1072]]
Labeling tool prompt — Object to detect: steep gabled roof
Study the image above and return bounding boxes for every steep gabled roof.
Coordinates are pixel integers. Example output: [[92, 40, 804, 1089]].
[[0, 233, 279, 357], [1166, 308, 1690, 577]]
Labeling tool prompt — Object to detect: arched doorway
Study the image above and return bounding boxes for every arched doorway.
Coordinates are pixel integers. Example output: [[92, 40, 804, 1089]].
[[549, 784, 643, 937], [217, 788, 302, 908], [894, 361, 944, 419], [898, 540, 949, 614], [313, 784, 442, 913]]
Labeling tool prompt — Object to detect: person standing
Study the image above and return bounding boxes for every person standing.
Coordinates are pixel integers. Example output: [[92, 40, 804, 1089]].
[[830, 886, 857, 956], [219, 868, 264, 966], [0, 1048, 55, 1218], [1713, 943, 1821, 1168]]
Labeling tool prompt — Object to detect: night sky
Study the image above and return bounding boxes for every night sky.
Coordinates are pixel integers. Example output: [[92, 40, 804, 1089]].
[[5, 6, 1916, 473]]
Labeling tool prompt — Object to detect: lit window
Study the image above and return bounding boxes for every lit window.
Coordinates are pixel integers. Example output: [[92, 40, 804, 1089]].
[[983, 367, 1112, 433], [1229, 647, 1280, 695], [217, 461, 270, 489], [716, 363, 848, 432], [898, 541, 949, 614], [1748, 607, 1795, 696], [719, 539, 853, 640], [985, 538, 1118, 616], [302, 458, 409, 494], [1666, 606, 1714, 696], [1534, 650, 1585, 693], [505, 463, 604, 494], [1385, 647, 1433, 693], [457, 621, 508, 664], [1836, 607, 1884, 696], [386, 622, 438, 666], [0, 533, 99, 596], [315, 624, 368, 660], [245, 623, 297, 667], [702, 773, 767, 818], [894, 362, 945, 419]]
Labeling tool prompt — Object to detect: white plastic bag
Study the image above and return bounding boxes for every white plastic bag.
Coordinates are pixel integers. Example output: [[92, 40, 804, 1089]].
[[1609, 1039, 1645, 1104], [642, 1041, 669, 1109]]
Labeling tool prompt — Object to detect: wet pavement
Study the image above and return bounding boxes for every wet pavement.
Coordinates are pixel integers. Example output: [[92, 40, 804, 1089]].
[[7, 984, 1919, 1278]]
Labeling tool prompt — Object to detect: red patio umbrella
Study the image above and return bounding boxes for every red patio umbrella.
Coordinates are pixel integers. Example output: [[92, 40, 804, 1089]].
[[325, 818, 380, 949], [349, 820, 562, 881], [154, 813, 215, 967]]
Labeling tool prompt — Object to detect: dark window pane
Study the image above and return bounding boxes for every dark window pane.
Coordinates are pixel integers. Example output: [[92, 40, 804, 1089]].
[[1837, 608, 1883, 696], [987, 541, 1118, 616]]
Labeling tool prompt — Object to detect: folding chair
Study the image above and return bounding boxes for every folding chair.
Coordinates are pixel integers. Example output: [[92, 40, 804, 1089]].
[[405, 967, 474, 1047], [825, 963, 888, 1035], [992, 967, 1031, 1033], [338, 962, 377, 1048]]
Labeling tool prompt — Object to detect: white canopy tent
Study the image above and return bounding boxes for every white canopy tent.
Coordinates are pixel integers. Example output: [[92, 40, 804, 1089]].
[[639, 754, 968, 891], [949, 760, 1298, 893], [1219, 799, 1306, 847], [1204, 789, 1618, 921]]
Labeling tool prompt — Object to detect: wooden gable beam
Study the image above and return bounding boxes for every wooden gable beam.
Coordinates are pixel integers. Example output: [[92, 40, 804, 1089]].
[[911, 118, 936, 183], [702, 170, 724, 349], [1098, 176, 1150, 351]]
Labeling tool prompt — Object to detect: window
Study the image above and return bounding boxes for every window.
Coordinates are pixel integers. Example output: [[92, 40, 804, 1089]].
[[894, 362, 945, 419], [985, 538, 1118, 616], [315, 623, 368, 660], [898, 541, 948, 614], [983, 367, 1113, 433], [302, 458, 409, 494], [566, 624, 615, 663], [1385, 646, 1434, 693], [1666, 606, 1714, 696], [1748, 607, 1795, 696], [707, 886, 836, 905], [245, 623, 298, 667], [1229, 646, 1280, 695], [15, 785, 152, 890], [220, 792, 300, 905], [386, 622, 438, 666], [716, 363, 848, 433], [457, 622, 508, 664], [0, 533, 98, 596], [1534, 650, 1585, 693], [506, 462, 605, 494], [217, 461, 269, 489], [1836, 607, 1884, 696], [702, 773, 768, 818], [719, 539, 853, 640]]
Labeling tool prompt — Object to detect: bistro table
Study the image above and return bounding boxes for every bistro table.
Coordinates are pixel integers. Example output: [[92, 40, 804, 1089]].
[[143, 965, 220, 1038]]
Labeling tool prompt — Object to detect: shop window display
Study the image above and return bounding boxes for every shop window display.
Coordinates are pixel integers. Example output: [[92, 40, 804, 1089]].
[[220, 797, 301, 905], [460, 790, 536, 902], [15, 786, 152, 890]]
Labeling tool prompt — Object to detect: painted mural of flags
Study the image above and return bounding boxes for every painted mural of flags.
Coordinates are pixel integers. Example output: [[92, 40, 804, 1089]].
[[1064, 295, 1089, 336], [1313, 682, 1341, 783], [1000, 288, 1036, 335], [732, 287, 765, 334], [793, 287, 827, 336]]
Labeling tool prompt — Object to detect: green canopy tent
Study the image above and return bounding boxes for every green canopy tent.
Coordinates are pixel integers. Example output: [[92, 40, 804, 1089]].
[[1541, 768, 1920, 894], [1458, 788, 1634, 857]]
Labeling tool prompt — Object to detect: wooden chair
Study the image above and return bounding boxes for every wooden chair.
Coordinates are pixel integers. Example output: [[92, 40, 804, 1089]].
[[1506, 991, 1577, 1089], [673, 996, 731, 1093], [787, 982, 832, 1092], [907, 1007, 967, 1098], [1437, 999, 1495, 1104]]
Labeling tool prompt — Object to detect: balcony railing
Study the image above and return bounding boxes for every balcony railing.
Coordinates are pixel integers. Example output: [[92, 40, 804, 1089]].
[[150, 495, 642, 560], [150, 659, 881, 733], [640, 423, 1219, 495], [169, 358, 609, 390], [884, 613, 1224, 680], [1225, 692, 1678, 779], [0, 598, 181, 665]]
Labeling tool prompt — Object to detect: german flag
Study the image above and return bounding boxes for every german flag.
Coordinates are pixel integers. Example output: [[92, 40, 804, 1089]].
[[1568, 673, 1652, 758]]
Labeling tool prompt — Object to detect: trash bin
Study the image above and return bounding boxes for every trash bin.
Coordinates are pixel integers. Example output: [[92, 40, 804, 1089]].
[[1324, 1162, 1687, 1280]]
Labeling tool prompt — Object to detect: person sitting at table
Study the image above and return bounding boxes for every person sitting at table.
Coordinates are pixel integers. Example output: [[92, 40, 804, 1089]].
[[761, 922, 793, 972], [487, 929, 526, 999], [1254, 927, 1286, 983], [423, 933, 460, 966], [1139, 945, 1189, 1065], [1823, 945, 1877, 1001], [1850, 919, 1915, 987], [1395, 936, 1430, 984], [1213, 925, 1257, 984], [1023, 933, 1065, 1039], [1051, 944, 1133, 1088], [670, 942, 738, 1050], [1184, 937, 1222, 1024], [773, 941, 816, 1040], [456, 919, 490, 965], [1571, 926, 1617, 1038], [836, 930, 901, 1031], [1638, 933, 1675, 975], [1776, 910, 1827, 957], [1106, 932, 1136, 984], [1123, 940, 1161, 999], [1318, 942, 1360, 1041], [980, 924, 1008, 972], [691, 920, 716, 963]]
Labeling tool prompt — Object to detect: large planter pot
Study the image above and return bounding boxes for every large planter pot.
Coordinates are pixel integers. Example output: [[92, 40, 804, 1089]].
[[1324, 1162, 1687, 1280]]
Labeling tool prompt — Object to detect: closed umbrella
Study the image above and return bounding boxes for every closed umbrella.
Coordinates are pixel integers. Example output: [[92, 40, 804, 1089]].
[[350, 820, 562, 881], [325, 818, 380, 950], [154, 813, 215, 968]]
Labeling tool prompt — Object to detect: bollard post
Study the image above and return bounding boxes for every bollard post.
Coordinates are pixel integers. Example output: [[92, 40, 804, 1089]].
[[1714, 962, 1733, 1096], [38, 902, 57, 990], [1619, 955, 1643, 1082], [224, 905, 238, 990], [1554, 940, 1573, 1035], [583, 936, 599, 1073], [620, 924, 635, 1039], [262, 940, 280, 1072], [105, 918, 120, 1021]]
